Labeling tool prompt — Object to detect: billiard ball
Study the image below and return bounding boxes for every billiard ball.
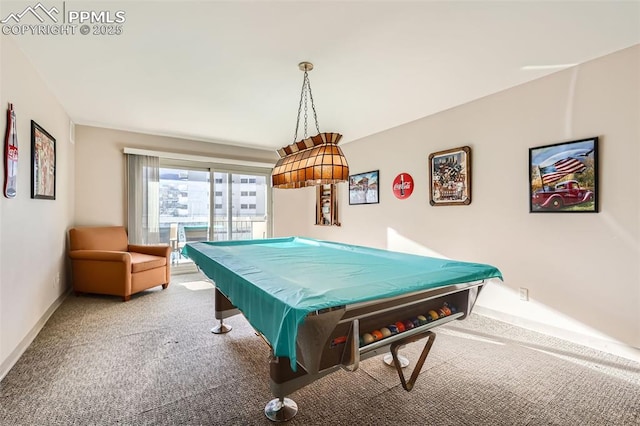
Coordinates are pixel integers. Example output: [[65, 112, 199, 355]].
[[362, 333, 375, 345], [371, 330, 383, 341], [446, 303, 457, 314], [395, 321, 406, 332], [403, 319, 414, 330], [428, 310, 439, 321], [417, 315, 428, 325], [387, 324, 399, 335], [380, 327, 392, 338], [440, 305, 452, 316], [411, 317, 420, 327]]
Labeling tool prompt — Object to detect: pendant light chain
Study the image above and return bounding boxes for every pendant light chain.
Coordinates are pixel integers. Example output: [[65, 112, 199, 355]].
[[306, 72, 321, 136], [293, 72, 305, 142], [303, 78, 308, 138], [293, 69, 321, 143]]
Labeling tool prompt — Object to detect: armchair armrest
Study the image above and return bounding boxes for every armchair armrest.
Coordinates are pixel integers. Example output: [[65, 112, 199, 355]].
[[128, 244, 171, 258], [69, 250, 131, 263]]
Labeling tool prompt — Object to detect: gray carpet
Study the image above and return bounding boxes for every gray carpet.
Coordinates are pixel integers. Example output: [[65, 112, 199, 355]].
[[1, 272, 639, 425]]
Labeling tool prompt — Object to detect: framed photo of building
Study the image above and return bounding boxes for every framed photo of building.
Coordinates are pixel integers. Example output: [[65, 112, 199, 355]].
[[31, 121, 56, 200], [429, 146, 471, 206], [529, 137, 598, 213], [349, 170, 379, 205]]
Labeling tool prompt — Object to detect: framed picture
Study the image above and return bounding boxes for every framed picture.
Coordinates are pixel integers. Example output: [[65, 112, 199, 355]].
[[31, 121, 56, 200], [529, 137, 598, 213], [429, 146, 471, 206], [349, 170, 379, 205]]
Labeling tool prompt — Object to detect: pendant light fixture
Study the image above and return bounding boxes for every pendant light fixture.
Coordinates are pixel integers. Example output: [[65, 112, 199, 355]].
[[271, 62, 349, 189]]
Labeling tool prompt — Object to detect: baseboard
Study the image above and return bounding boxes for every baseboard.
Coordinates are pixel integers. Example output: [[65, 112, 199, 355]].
[[474, 306, 640, 363], [0, 289, 70, 381]]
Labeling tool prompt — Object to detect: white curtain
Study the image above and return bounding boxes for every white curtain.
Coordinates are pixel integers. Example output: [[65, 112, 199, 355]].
[[126, 154, 160, 244]]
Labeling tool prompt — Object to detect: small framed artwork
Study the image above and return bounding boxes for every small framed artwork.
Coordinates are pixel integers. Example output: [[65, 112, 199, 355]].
[[31, 120, 56, 200], [529, 137, 598, 213], [349, 170, 379, 205], [429, 146, 471, 206]]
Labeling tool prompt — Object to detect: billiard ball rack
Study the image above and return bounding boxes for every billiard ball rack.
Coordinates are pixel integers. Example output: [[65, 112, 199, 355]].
[[355, 310, 463, 354], [356, 304, 460, 351]]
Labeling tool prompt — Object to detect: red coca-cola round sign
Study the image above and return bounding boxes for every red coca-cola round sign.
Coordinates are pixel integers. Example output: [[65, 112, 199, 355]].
[[392, 173, 414, 199]]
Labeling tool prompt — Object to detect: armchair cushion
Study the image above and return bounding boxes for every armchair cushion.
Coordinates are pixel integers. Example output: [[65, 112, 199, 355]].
[[130, 252, 167, 273]]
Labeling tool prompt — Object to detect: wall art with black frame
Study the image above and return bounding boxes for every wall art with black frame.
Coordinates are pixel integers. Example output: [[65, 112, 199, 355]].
[[31, 120, 56, 200], [349, 170, 379, 205], [529, 137, 598, 213]]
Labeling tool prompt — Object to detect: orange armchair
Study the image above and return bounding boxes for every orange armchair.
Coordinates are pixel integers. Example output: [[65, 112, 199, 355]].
[[68, 226, 171, 301]]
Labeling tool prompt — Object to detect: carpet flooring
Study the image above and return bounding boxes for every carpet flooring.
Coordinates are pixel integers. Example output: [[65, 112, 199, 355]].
[[1, 272, 639, 425]]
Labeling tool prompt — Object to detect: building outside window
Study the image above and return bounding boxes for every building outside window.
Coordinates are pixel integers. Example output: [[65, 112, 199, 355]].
[[158, 168, 270, 266]]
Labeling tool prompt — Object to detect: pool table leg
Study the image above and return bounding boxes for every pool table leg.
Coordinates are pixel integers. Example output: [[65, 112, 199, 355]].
[[383, 353, 410, 368], [264, 397, 298, 422], [211, 318, 232, 334], [211, 288, 238, 334]]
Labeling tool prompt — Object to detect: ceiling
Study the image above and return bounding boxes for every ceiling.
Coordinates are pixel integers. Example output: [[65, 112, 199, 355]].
[[4, 1, 639, 152]]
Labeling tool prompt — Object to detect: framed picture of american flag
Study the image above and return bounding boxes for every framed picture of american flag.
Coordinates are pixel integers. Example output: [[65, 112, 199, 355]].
[[529, 137, 598, 213]]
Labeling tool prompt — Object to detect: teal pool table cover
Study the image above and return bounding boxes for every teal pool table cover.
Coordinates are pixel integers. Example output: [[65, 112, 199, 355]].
[[183, 237, 503, 370]]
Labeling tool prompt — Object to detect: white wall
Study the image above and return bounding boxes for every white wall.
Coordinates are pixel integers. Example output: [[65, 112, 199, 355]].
[[274, 45, 640, 361], [74, 126, 277, 227], [0, 37, 75, 377]]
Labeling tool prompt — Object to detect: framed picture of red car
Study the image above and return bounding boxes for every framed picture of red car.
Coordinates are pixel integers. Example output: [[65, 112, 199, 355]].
[[529, 137, 598, 213], [429, 146, 471, 206]]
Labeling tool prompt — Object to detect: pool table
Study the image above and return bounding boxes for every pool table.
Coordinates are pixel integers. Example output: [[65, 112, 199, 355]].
[[183, 237, 502, 422]]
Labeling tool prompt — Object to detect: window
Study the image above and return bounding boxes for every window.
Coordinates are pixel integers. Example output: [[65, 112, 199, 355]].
[[158, 164, 271, 254], [249, 191, 256, 196], [249, 178, 256, 183]]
